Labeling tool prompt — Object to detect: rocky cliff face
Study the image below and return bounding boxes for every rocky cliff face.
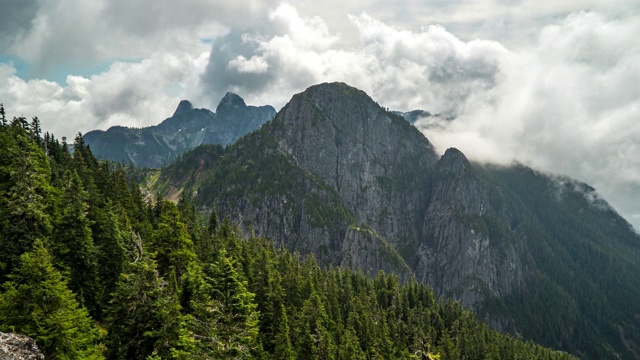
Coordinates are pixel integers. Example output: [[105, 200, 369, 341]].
[[414, 148, 525, 307], [0, 332, 44, 360], [84, 93, 275, 168], [193, 83, 526, 307], [271, 84, 439, 255]]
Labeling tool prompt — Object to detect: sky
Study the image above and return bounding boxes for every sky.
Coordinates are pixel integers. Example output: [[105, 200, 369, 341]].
[[1, 0, 640, 230]]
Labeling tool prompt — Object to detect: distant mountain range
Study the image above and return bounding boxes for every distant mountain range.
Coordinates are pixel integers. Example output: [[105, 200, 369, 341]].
[[83, 93, 276, 168], [146, 83, 640, 359]]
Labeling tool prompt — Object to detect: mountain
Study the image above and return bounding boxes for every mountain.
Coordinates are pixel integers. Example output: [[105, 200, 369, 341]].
[[152, 82, 640, 359], [83, 93, 276, 168], [0, 119, 577, 359]]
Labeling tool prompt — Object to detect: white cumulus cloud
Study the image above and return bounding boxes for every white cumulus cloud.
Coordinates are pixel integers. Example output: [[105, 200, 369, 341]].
[[1, 52, 208, 139]]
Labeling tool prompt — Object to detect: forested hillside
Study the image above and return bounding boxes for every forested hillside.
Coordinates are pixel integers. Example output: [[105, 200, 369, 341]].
[[146, 83, 640, 359], [0, 108, 576, 359]]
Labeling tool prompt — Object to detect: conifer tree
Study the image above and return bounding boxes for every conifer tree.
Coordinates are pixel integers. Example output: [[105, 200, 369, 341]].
[[187, 249, 259, 359], [0, 126, 52, 280], [92, 199, 127, 308], [177, 191, 202, 246], [0, 103, 6, 126], [52, 169, 102, 318], [106, 255, 191, 360], [151, 200, 197, 284], [30, 116, 42, 145], [0, 240, 104, 359], [273, 302, 295, 360]]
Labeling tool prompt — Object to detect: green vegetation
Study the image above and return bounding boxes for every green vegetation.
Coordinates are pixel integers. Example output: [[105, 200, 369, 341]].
[[475, 164, 640, 359], [0, 111, 577, 359]]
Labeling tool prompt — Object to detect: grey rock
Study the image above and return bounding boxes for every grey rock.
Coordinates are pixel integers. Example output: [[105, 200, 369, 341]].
[[0, 332, 44, 360], [173, 100, 194, 116], [340, 226, 412, 279], [199, 83, 523, 307], [415, 148, 524, 307]]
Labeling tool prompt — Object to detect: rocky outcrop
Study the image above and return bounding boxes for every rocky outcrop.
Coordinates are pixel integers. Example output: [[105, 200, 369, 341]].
[[0, 332, 44, 360], [197, 83, 522, 308], [173, 99, 194, 116], [340, 226, 412, 279], [84, 93, 276, 168], [414, 148, 525, 307], [272, 83, 439, 253]]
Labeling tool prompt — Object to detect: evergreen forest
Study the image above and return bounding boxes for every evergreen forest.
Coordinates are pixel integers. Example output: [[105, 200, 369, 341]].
[[0, 108, 577, 359]]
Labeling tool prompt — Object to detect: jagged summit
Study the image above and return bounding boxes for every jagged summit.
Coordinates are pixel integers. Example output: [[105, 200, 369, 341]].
[[84, 92, 275, 168], [173, 100, 194, 116], [216, 92, 246, 114]]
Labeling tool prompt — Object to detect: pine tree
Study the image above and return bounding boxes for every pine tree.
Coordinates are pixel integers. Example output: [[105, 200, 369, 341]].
[[106, 256, 191, 360], [151, 200, 197, 284], [0, 240, 104, 359], [273, 302, 295, 359], [187, 249, 259, 359], [92, 199, 127, 309], [30, 116, 42, 145], [0, 126, 52, 280], [0, 103, 6, 126], [51, 169, 102, 318], [177, 191, 202, 247]]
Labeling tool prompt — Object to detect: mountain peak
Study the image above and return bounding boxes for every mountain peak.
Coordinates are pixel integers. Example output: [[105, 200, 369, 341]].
[[301, 82, 368, 101], [437, 147, 471, 175], [216, 92, 246, 114], [173, 100, 193, 116]]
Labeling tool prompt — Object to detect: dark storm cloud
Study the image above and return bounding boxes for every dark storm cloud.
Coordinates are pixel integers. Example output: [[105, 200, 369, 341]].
[[200, 30, 277, 107], [0, 0, 40, 49]]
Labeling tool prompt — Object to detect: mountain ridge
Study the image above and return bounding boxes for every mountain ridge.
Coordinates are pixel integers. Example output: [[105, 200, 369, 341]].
[[84, 93, 276, 168]]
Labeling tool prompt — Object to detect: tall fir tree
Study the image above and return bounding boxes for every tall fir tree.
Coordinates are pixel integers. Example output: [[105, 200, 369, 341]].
[[0, 103, 6, 126], [187, 249, 259, 359], [51, 169, 102, 319], [151, 200, 197, 286], [0, 125, 52, 281], [0, 240, 104, 359], [106, 255, 192, 360]]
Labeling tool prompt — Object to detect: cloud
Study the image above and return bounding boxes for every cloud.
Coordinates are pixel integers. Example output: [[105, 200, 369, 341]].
[[228, 55, 269, 74], [415, 10, 640, 229], [3, 0, 276, 78], [0, 51, 208, 139], [198, 4, 640, 229], [200, 4, 506, 111], [2, 1, 640, 229], [0, 0, 40, 51]]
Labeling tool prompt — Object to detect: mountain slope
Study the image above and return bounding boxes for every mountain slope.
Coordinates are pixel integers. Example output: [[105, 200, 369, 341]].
[[156, 82, 640, 359], [84, 93, 275, 168]]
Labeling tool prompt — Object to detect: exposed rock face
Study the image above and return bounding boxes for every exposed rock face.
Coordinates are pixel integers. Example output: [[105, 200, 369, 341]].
[[0, 332, 44, 360], [272, 84, 439, 253], [84, 93, 276, 168], [340, 226, 412, 279], [415, 148, 525, 307], [173, 99, 194, 116], [197, 83, 522, 307]]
